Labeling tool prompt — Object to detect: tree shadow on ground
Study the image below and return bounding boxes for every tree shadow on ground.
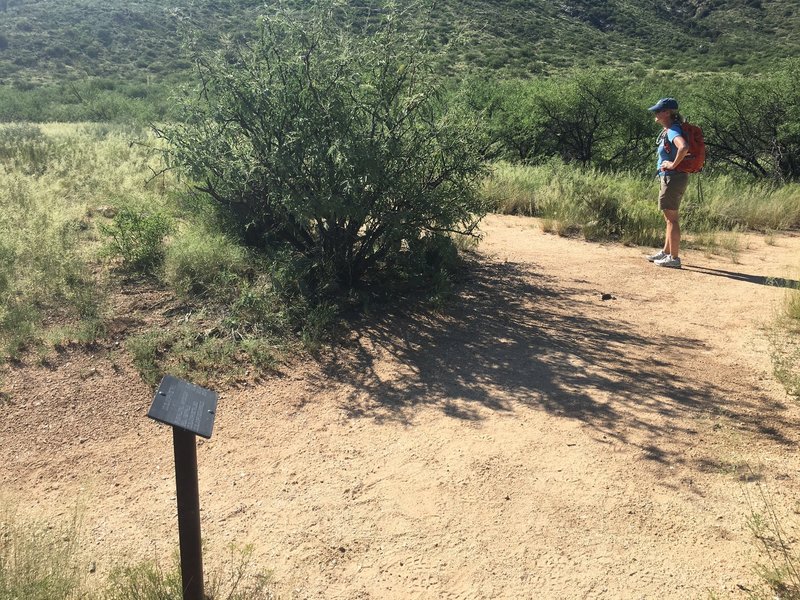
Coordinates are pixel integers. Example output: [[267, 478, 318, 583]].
[[315, 258, 798, 471]]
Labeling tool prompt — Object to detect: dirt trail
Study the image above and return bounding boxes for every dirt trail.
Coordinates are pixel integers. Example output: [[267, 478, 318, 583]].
[[2, 214, 800, 599]]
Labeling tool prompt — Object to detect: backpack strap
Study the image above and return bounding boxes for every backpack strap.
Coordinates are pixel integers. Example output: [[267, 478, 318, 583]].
[[661, 123, 683, 154]]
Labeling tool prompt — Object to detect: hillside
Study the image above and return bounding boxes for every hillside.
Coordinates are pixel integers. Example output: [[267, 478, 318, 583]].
[[0, 0, 798, 89]]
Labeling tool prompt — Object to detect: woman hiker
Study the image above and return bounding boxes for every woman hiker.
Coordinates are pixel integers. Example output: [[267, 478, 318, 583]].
[[647, 97, 689, 269]]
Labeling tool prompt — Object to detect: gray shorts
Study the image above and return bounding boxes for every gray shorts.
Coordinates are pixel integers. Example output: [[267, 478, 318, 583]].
[[658, 172, 689, 211]]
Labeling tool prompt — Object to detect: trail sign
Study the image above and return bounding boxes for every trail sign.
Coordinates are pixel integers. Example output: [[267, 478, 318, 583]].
[[147, 375, 218, 600], [147, 375, 217, 439]]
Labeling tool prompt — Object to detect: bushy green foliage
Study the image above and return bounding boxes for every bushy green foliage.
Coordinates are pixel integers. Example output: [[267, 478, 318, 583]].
[[3, 0, 799, 88], [464, 62, 800, 183], [533, 70, 653, 171], [159, 1, 487, 294], [461, 69, 670, 172], [126, 330, 172, 386], [101, 207, 174, 274], [0, 0, 799, 124], [0, 79, 175, 124], [691, 61, 800, 182]]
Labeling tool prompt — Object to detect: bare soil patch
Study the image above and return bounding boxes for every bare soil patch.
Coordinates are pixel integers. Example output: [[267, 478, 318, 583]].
[[3, 214, 800, 598]]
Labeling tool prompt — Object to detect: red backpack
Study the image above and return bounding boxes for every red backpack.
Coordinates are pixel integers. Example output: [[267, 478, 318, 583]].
[[664, 121, 706, 173]]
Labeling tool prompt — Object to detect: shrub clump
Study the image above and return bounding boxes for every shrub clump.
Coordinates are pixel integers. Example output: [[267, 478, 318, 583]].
[[100, 206, 174, 275], [157, 1, 488, 303]]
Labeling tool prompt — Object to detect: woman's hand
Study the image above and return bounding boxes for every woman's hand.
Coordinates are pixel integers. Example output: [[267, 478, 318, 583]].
[[662, 135, 688, 171]]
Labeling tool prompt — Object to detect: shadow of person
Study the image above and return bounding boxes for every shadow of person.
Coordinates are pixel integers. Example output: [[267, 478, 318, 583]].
[[683, 265, 799, 289]]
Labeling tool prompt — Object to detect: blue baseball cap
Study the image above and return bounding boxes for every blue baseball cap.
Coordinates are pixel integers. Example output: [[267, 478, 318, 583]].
[[648, 97, 679, 112]]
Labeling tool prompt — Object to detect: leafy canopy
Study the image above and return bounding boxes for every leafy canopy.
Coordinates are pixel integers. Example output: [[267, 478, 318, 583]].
[[158, 1, 487, 294]]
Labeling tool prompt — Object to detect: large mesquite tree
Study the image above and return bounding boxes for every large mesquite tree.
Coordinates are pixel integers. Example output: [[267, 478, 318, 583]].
[[158, 2, 487, 292]]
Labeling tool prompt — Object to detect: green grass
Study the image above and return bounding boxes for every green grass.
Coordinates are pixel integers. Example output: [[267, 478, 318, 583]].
[[126, 326, 283, 389], [684, 230, 744, 264], [0, 511, 84, 600], [101, 206, 175, 275], [103, 546, 273, 600], [742, 471, 800, 599], [692, 177, 800, 232], [771, 281, 800, 398], [0, 509, 273, 600], [0, 122, 172, 358], [481, 161, 800, 248], [163, 224, 250, 300], [0, 123, 300, 383]]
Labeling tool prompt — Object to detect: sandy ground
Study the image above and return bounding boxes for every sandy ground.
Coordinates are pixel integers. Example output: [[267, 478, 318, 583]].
[[2, 213, 800, 599]]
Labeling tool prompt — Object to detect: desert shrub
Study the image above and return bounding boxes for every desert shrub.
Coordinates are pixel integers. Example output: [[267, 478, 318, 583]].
[[534, 69, 654, 172], [158, 0, 487, 300], [0, 80, 173, 123], [101, 206, 174, 274]]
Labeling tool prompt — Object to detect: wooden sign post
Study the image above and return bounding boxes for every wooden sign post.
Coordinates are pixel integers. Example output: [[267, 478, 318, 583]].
[[147, 375, 218, 600]]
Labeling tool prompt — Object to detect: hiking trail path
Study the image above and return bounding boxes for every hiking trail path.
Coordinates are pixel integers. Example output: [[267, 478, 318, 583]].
[[3, 213, 800, 599]]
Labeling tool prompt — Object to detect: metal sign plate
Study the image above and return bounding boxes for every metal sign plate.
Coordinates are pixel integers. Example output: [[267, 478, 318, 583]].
[[147, 375, 218, 439]]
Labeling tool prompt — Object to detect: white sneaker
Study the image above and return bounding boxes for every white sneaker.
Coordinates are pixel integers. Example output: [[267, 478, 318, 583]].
[[647, 250, 669, 262], [654, 255, 682, 268]]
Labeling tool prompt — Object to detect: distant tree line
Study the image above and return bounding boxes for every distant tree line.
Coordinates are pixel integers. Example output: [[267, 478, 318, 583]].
[[1, 53, 798, 185], [462, 61, 800, 182]]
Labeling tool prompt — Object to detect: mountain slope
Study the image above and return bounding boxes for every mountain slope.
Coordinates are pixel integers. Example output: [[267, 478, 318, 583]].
[[0, 0, 797, 87]]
